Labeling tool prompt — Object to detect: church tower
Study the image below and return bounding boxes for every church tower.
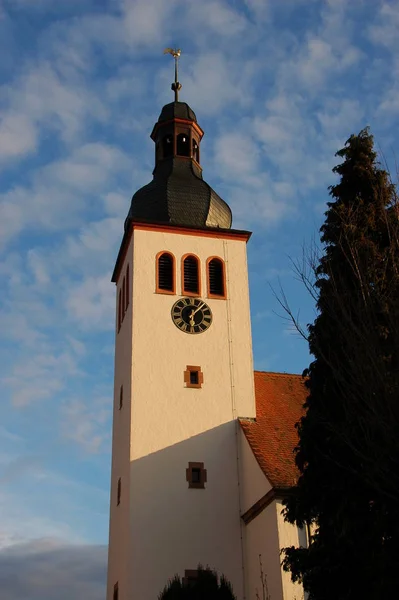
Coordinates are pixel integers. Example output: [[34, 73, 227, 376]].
[[106, 53, 257, 600]]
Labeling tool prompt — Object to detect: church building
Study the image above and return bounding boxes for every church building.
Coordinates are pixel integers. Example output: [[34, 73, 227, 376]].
[[106, 56, 307, 600]]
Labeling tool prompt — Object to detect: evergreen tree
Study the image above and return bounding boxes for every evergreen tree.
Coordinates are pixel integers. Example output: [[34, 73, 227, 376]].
[[283, 128, 399, 599], [158, 565, 236, 600]]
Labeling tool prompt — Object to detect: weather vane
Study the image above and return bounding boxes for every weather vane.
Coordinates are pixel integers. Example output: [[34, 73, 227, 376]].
[[164, 47, 182, 102]]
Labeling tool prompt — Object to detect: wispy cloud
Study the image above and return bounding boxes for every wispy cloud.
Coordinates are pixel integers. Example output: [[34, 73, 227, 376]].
[[0, 0, 398, 560]]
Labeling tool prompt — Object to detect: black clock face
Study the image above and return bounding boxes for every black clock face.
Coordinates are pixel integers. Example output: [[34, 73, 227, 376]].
[[171, 297, 212, 334]]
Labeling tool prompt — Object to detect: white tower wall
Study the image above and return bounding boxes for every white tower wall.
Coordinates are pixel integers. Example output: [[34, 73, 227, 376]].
[[107, 223, 256, 600]]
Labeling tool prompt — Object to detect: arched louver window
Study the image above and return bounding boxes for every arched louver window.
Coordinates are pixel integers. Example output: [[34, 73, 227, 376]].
[[208, 258, 225, 297], [125, 265, 130, 309], [157, 252, 175, 293], [162, 134, 173, 158], [177, 133, 190, 157], [183, 255, 200, 295], [192, 139, 199, 162]]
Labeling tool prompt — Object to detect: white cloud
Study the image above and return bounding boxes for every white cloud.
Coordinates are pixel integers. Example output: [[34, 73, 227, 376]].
[[122, 0, 179, 46], [174, 52, 249, 115], [103, 191, 129, 218], [187, 0, 247, 36], [27, 250, 50, 285], [0, 143, 130, 248], [66, 335, 87, 357], [368, 2, 399, 50], [0, 112, 37, 161], [244, 0, 269, 21], [316, 98, 364, 145], [66, 274, 115, 330], [0, 0, 398, 560], [0, 487, 84, 549], [370, 2, 399, 121], [61, 395, 111, 453], [214, 132, 260, 177], [1, 61, 105, 150], [4, 350, 81, 407]]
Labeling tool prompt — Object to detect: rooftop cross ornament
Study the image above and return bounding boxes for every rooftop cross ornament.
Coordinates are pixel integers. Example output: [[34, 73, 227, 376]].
[[163, 47, 182, 102]]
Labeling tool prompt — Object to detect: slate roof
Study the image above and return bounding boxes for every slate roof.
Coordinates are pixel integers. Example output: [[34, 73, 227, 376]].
[[240, 371, 307, 489], [158, 101, 197, 123], [125, 156, 232, 231], [124, 100, 232, 231]]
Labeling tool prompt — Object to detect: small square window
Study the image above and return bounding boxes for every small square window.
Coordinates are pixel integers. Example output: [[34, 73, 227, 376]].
[[190, 371, 199, 385], [186, 462, 207, 489], [191, 468, 201, 483], [184, 366, 203, 389]]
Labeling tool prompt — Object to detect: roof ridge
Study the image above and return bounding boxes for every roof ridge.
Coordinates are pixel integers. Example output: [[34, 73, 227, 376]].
[[254, 370, 302, 378]]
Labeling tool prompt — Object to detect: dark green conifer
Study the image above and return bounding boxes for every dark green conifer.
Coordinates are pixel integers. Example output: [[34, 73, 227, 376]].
[[158, 565, 236, 600], [283, 128, 399, 600]]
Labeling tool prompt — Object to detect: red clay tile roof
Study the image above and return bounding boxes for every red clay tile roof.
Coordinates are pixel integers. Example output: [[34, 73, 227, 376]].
[[239, 371, 307, 489]]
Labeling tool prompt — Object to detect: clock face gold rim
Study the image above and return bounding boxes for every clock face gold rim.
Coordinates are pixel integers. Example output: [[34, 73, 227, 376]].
[[171, 297, 213, 334]]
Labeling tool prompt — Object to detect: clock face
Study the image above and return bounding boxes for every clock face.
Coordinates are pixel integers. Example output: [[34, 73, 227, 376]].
[[171, 297, 212, 334]]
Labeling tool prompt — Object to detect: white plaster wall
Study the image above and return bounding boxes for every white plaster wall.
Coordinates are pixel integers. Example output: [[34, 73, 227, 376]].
[[245, 502, 283, 600], [276, 501, 305, 600], [239, 429, 271, 514], [124, 227, 257, 600], [106, 237, 134, 600]]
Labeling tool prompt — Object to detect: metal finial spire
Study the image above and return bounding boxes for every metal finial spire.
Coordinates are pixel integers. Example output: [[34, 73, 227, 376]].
[[163, 47, 182, 102]]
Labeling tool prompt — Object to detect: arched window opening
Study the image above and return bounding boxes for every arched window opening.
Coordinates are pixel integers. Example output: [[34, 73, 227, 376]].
[[118, 289, 122, 331], [208, 258, 225, 297], [119, 385, 123, 410], [122, 277, 126, 316], [192, 139, 199, 162], [157, 252, 174, 293], [183, 255, 200, 295], [126, 265, 130, 309], [177, 133, 190, 157], [162, 134, 173, 158]]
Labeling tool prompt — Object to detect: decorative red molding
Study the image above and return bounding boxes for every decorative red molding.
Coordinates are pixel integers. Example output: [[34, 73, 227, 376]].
[[206, 256, 227, 299], [155, 250, 176, 295], [181, 253, 201, 297], [184, 366, 204, 389]]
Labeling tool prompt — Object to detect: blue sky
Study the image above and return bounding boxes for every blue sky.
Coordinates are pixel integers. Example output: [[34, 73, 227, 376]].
[[0, 0, 398, 597]]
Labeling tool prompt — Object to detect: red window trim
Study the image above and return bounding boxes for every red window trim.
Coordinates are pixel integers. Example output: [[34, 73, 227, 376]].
[[155, 251, 176, 295], [206, 256, 227, 299], [181, 253, 201, 297]]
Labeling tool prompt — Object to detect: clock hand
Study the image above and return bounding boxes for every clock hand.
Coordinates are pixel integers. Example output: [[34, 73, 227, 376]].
[[192, 302, 206, 316]]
